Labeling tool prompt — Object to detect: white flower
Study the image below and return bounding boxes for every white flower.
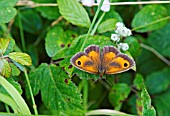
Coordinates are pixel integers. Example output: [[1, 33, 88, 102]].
[[116, 22, 124, 28], [81, 0, 94, 7], [97, 0, 110, 12], [111, 34, 120, 42], [118, 43, 129, 51], [115, 26, 132, 37]]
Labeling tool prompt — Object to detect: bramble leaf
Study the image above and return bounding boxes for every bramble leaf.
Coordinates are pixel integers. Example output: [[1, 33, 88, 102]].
[[147, 24, 170, 58], [145, 68, 170, 94], [45, 26, 72, 57], [132, 5, 168, 32], [33, 0, 60, 20], [8, 52, 32, 66], [57, 0, 91, 28], [0, 38, 10, 55], [28, 63, 84, 115], [98, 18, 118, 33], [0, 0, 18, 24], [109, 83, 131, 109], [0, 59, 11, 78]]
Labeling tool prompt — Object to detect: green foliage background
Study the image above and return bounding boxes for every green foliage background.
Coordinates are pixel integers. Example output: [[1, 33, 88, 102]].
[[0, 0, 170, 115]]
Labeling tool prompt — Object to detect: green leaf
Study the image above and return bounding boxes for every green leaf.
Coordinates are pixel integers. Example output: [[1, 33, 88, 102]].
[[137, 48, 166, 76], [14, 9, 42, 34], [124, 36, 141, 58], [0, 75, 31, 114], [45, 26, 71, 57], [141, 85, 156, 116], [109, 83, 131, 109], [28, 63, 84, 115], [8, 52, 32, 66], [132, 5, 168, 32], [145, 68, 170, 95], [59, 35, 113, 79], [153, 88, 170, 116], [10, 63, 20, 77], [57, 0, 91, 28], [0, 0, 18, 8], [98, 18, 118, 33], [0, 78, 22, 95], [0, 38, 10, 55], [32, 0, 60, 20], [147, 23, 170, 58], [4, 38, 15, 55], [133, 74, 143, 90], [0, 7, 17, 24], [102, 8, 123, 22], [0, 92, 20, 112], [0, 59, 11, 78]]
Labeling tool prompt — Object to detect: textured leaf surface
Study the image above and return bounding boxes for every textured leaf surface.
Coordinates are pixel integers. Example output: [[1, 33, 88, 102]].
[[59, 35, 113, 79], [109, 83, 131, 108], [147, 24, 170, 58], [4, 38, 15, 55], [132, 5, 168, 32], [32, 0, 60, 20], [45, 26, 71, 57], [0, 59, 11, 78], [141, 85, 156, 116], [28, 63, 84, 115], [9, 52, 32, 66], [0, 0, 17, 24], [153, 88, 170, 116], [145, 68, 170, 95], [137, 49, 166, 76], [98, 18, 117, 33], [10, 63, 20, 77], [0, 38, 10, 55], [102, 8, 123, 22], [58, 0, 91, 28]]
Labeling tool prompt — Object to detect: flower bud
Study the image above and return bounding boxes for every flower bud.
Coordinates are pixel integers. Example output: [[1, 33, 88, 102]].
[[97, 0, 110, 12], [111, 34, 120, 42], [118, 43, 129, 51], [81, 0, 94, 7]]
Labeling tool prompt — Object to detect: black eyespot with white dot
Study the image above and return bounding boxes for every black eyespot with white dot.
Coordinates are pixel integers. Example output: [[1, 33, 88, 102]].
[[77, 61, 81, 65], [124, 63, 128, 67]]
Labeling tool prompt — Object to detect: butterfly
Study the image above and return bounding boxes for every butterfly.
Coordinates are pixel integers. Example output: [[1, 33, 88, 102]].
[[70, 45, 135, 78]]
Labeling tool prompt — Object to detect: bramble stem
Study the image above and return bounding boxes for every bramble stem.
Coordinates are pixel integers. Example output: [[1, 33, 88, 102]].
[[18, 12, 26, 52], [24, 70, 38, 115]]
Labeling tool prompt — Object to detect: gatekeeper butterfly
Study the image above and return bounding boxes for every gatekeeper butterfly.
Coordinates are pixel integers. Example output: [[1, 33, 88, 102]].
[[70, 45, 135, 77]]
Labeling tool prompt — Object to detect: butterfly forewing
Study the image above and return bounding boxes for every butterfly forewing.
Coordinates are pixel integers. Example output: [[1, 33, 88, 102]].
[[102, 46, 120, 69], [70, 45, 100, 74]]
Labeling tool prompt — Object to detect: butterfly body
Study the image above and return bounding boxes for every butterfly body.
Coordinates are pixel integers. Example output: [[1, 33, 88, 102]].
[[70, 45, 135, 77]]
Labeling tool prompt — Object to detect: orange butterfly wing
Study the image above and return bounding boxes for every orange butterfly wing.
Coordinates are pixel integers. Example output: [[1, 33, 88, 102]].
[[102, 46, 135, 74], [70, 45, 100, 74]]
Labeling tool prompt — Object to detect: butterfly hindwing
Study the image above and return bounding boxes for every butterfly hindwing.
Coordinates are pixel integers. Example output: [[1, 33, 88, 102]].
[[105, 53, 135, 74]]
